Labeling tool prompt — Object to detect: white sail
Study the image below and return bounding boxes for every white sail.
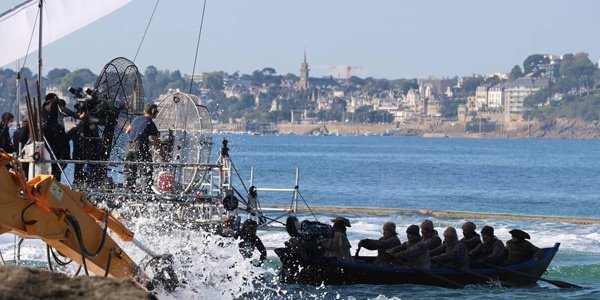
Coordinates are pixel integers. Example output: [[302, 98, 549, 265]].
[[0, 0, 133, 68]]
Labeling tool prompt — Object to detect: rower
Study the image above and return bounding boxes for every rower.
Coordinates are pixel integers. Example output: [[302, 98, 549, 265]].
[[504, 229, 543, 265]]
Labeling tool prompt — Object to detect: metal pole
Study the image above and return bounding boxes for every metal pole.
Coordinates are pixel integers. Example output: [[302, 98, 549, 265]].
[[132, 238, 158, 257], [35, 0, 44, 141], [293, 168, 299, 213]]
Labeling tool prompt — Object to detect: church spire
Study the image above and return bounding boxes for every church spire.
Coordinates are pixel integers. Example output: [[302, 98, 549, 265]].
[[298, 49, 310, 90]]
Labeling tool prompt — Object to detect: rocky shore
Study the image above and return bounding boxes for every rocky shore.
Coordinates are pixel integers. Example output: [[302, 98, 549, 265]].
[[267, 118, 600, 139], [0, 265, 155, 300]]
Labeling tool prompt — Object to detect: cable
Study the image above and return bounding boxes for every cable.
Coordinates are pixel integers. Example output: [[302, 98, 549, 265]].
[[64, 209, 112, 276], [50, 247, 73, 266], [21, 202, 36, 224], [297, 190, 318, 222], [229, 160, 249, 194], [134, 0, 160, 63], [103, 247, 116, 277], [188, 0, 207, 94], [46, 245, 53, 271]]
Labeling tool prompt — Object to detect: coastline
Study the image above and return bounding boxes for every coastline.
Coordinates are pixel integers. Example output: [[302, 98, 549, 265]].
[[214, 118, 600, 139], [268, 205, 600, 225]]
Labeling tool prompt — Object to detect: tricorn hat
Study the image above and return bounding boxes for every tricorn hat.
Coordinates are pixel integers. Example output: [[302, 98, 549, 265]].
[[331, 217, 351, 227], [509, 229, 530, 240]]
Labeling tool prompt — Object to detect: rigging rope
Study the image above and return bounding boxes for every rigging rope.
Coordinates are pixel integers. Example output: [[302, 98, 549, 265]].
[[297, 190, 318, 222], [188, 0, 207, 94], [10, 6, 40, 113], [133, 0, 160, 63]]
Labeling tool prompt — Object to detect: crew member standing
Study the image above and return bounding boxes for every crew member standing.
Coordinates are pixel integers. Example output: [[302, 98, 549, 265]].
[[0, 112, 15, 153], [124, 103, 164, 192], [42, 93, 77, 181]]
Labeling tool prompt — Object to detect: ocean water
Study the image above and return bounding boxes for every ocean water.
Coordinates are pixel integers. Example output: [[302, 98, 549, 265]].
[[1, 135, 599, 299]]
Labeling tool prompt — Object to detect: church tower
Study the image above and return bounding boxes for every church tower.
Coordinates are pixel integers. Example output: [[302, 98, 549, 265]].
[[298, 50, 310, 90]]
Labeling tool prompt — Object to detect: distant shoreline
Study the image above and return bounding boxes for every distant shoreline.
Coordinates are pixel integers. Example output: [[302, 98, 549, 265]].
[[266, 205, 600, 225], [214, 119, 600, 139]]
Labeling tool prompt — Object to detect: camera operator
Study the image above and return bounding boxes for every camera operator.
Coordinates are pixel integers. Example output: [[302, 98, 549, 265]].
[[42, 93, 80, 181]]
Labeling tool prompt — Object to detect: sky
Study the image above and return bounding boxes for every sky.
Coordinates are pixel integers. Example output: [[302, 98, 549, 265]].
[[1, 0, 600, 80]]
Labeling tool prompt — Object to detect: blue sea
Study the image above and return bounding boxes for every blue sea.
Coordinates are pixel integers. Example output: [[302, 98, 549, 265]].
[[218, 135, 600, 299], [1, 135, 599, 299]]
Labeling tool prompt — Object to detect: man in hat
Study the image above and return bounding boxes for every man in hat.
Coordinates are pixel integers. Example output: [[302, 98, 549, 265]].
[[237, 219, 267, 265], [430, 226, 469, 269], [460, 221, 482, 251], [322, 217, 353, 262], [358, 222, 401, 264], [504, 229, 543, 265], [420, 219, 442, 250], [387, 224, 431, 269], [124, 103, 165, 192], [331, 216, 351, 228], [469, 225, 505, 267]]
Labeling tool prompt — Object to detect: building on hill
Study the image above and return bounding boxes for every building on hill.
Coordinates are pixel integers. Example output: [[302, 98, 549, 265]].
[[297, 50, 310, 91], [504, 78, 549, 121]]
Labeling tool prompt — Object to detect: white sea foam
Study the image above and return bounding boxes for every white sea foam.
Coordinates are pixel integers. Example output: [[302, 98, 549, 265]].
[[2, 211, 599, 299]]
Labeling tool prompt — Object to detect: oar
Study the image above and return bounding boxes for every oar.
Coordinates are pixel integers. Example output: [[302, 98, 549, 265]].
[[437, 261, 514, 287], [396, 260, 465, 288], [354, 246, 361, 259], [484, 262, 583, 289]]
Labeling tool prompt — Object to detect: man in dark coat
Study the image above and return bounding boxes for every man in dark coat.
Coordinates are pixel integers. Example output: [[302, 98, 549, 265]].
[[469, 225, 505, 267], [66, 118, 102, 186], [12, 116, 30, 152], [387, 225, 431, 269], [42, 93, 75, 181], [420, 219, 442, 250], [358, 222, 401, 264], [504, 229, 543, 265], [430, 226, 470, 269], [0, 112, 15, 153], [237, 219, 267, 265], [460, 221, 482, 251]]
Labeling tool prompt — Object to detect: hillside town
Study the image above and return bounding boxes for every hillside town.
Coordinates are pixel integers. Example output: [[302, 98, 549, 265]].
[[1, 52, 599, 137]]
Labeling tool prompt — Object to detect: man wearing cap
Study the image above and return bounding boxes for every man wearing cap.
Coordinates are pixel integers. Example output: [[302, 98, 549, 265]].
[[468, 225, 505, 267], [358, 222, 401, 265], [420, 219, 442, 250], [322, 217, 352, 262], [237, 219, 267, 265], [504, 229, 543, 265], [386, 225, 431, 269], [124, 103, 165, 192], [460, 221, 482, 251], [430, 227, 470, 269]]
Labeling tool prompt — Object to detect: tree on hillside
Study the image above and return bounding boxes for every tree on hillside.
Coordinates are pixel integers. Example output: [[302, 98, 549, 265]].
[[523, 54, 548, 76], [47, 68, 70, 86], [203, 72, 224, 91], [509, 65, 523, 79], [60, 68, 96, 91], [261, 67, 276, 76], [461, 77, 484, 93], [524, 87, 552, 108], [401, 79, 419, 94]]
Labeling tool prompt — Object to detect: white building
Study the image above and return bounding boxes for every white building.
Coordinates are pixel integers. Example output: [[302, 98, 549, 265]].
[[487, 85, 504, 109], [504, 78, 549, 114]]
